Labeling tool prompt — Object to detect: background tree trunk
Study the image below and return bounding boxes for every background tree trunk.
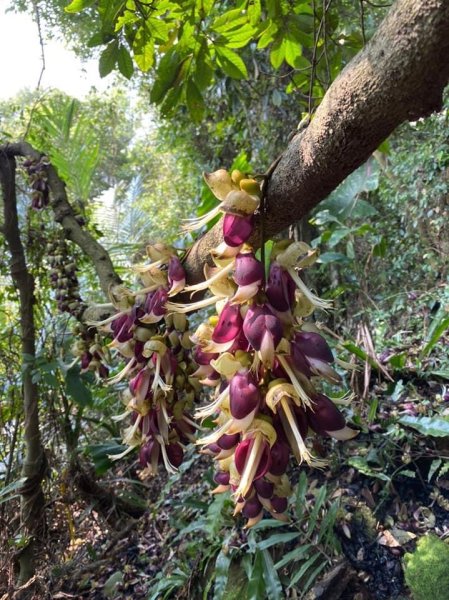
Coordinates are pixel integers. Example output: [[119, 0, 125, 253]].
[[0, 154, 46, 590]]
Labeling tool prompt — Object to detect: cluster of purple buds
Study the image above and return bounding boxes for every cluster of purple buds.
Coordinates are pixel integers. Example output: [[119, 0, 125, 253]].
[[46, 238, 85, 318], [23, 157, 50, 210], [87, 244, 200, 476], [71, 325, 109, 380], [176, 169, 357, 527]]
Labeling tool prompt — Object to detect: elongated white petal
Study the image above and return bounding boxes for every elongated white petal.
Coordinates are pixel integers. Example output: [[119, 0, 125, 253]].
[[184, 261, 234, 294], [133, 259, 165, 273], [231, 281, 261, 304], [195, 386, 229, 420], [165, 295, 219, 314], [277, 355, 313, 408], [86, 310, 123, 328], [108, 445, 137, 461], [108, 359, 136, 385], [157, 436, 179, 474], [280, 400, 326, 468], [111, 410, 131, 422], [202, 339, 235, 354], [234, 434, 263, 499], [211, 242, 243, 258], [196, 419, 233, 446], [287, 268, 332, 310], [182, 205, 222, 233]]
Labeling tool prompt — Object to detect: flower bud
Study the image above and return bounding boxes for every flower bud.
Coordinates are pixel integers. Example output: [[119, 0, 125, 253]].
[[223, 214, 254, 247], [229, 370, 261, 420]]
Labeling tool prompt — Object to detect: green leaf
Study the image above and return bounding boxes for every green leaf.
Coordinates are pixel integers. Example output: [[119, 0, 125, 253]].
[[99, 40, 119, 77], [288, 553, 322, 588], [303, 559, 328, 593], [186, 79, 205, 123], [347, 456, 391, 481], [117, 45, 134, 78], [317, 252, 351, 264], [133, 27, 154, 72], [0, 478, 26, 505], [295, 470, 308, 519], [261, 549, 283, 599], [421, 312, 449, 357], [284, 37, 302, 68], [398, 415, 449, 438], [223, 24, 256, 49], [318, 499, 339, 546], [327, 227, 351, 248], [150, 49, 183, 104], [215, 46, 248, 79], [213, 547, 232, 600], [257, 531, 301, 550], [307, 485, 327, 534], [195, 44, 213, 90], [212, 8, 248, 32], [270, 36, 286, 69], [430, 370, 449, 380], [98, 0, 126, 35], [65, 0, 95, 13], [85, 442, 127, 475], [65, 367, 93, 407], [274, 544, 312, 570], [247, 551, 265, 600], [272, 89, 282, 107], [428, 459, 442, 482], [87, 32, 109, 48], [257, 19, 278, 49]]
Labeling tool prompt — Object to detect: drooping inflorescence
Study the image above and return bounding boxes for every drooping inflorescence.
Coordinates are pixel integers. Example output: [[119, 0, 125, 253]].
[[77, 166, 357, 527], [171, 168, 358, 526]]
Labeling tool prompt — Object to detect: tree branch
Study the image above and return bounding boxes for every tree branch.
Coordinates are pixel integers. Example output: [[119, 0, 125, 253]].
[[0, 142, 122, 298], [183, 0, 449, 284]]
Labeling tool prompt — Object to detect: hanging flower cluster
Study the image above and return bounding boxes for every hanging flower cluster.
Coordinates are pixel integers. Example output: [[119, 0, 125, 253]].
[[46, 237, 85, 319], [89, 244, 200, 476], [71, 324, 109, 380], [23, 157, 50, 210], [166, 168, 358, 527], [78, 166, 357, 528]]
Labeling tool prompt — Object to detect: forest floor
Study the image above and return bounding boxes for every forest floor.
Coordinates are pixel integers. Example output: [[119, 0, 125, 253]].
[[1, 374, 449, 600]]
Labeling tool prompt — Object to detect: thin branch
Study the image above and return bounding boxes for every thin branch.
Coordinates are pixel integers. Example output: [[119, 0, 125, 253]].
[[0, 141, 122, 298], [24, 1, 47, 140]]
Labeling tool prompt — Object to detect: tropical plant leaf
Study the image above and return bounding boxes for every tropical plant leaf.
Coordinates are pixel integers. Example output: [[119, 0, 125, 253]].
[[399, 415, 449, 438]]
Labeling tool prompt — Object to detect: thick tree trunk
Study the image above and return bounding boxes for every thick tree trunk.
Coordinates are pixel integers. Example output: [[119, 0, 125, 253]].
[[0, 154, 46, 590], [183, 0, 449, 284]]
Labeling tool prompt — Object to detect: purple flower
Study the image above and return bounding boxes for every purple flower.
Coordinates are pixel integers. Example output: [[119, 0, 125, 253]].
[[306, 394, 357, 440], [223, 214, 254, 247], [243, 304, 283, 368], [231, 252, 264, 303], [265, 262, 296, 313], [167, 256, 185, 295], [140, 288, 168, 323], [290, 331, 340, 383], [229, 370, 261, 421], [204, 302, 244, 353]]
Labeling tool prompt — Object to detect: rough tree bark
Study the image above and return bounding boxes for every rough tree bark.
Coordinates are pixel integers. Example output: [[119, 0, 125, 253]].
[[183, 0, 449, 284], [0, 153, 46, 591]]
